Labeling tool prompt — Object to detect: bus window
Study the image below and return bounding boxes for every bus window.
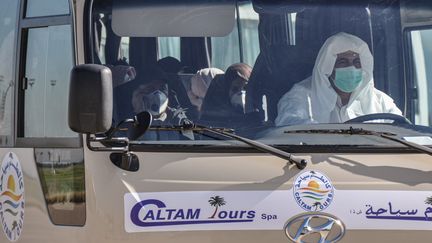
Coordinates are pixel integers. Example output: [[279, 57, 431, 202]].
[[23, 25, 76, 138], [238, 2, 259, 67], [410, 29, 432, 126], [211, 1, 260, 70], [0, 0, 19, 146], [25, 0, 70, 18], [95, 0, 432, 143], [159, 37, 181, 60], [211, 19, 240, 70]]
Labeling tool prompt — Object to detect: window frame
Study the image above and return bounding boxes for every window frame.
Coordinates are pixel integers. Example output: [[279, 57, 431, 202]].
[[84, 0, 432, 152], [0, 0, 21, 147], [15, 0, 81, 148], [24, 0, 71, 18], [403, 25, 432, 126]]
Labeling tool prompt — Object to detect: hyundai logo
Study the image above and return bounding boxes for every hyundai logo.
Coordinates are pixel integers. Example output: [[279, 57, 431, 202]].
[[284, 213, 345, 243]]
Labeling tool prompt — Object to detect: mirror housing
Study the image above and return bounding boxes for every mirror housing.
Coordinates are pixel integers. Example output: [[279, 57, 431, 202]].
[[127, 111, 152, 140], [69, 64, 113, 134]]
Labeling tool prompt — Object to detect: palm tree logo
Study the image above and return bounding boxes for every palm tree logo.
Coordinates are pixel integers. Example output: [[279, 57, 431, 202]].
[[208, 196, 226, 219], [312, 202, 322, 211], [11, 221, 18, 231], [425, 196, 432, 205]]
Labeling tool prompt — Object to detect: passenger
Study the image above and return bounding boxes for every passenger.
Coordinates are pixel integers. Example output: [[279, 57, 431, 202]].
[[187, 68, 224, 112], [131, 68, 188, 124], [156, 56, 195, 118], [275, 32, 402, 126], [201, 63, 252, 119], [108, 58, 137, 88], [157, 56, 184, 74], [130, 67, 192, 140]]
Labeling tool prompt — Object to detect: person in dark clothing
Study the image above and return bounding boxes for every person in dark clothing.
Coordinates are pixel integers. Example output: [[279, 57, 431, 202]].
[[201, 63, 252, 122], [157, 56, 184, 74]]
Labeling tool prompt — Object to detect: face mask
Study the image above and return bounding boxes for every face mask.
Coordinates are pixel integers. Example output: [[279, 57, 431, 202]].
[[230, 90, 246, 113], [142, 90, 168, 116], [333, 66, 363, 93]]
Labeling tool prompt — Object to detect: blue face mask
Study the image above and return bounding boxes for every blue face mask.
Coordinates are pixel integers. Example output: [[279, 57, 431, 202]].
[[333, 66, 363, 93]]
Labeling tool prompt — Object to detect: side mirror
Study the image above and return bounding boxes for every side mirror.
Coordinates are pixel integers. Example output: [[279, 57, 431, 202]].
[[128, 111, 152, 140], [69, 64, 113, 134]]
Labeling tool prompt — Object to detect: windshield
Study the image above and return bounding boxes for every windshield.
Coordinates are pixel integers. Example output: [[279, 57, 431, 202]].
[[90, 0, 432, 145]]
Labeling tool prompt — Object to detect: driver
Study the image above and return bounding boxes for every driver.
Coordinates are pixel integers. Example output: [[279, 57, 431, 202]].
[[275, 32, 402, 126]]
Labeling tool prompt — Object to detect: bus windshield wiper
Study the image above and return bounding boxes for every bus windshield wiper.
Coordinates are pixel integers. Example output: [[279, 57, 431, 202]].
[[284, 127, 432, 156], [151, 124, 307, 170]]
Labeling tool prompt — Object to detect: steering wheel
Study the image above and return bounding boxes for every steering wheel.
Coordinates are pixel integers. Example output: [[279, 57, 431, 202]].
[[344, 113, 412, 125]]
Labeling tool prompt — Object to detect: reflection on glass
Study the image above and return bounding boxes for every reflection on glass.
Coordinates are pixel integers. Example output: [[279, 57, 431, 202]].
[[35, 149, 85, 226], [0, 0, 19, 146], [26, 0, 70, 18], [24, 25, 76, 138], [411, 29, 432, 126], [93, 0, 431, 144]]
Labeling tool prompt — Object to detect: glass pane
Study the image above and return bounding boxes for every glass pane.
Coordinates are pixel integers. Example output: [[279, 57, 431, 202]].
[[24, 25, 76, 138], [211, 21, 240, 70], [93, 0, 432, 145], [120, 37, 130, 61], [45, 25, 75, 136], [26, 0, 70, 17], [35, 148, 85, 226], [158, 37, 180, 60], [0, 0, 19, 146], [411, 29, 432, 126], [25, 28, 48, 137], [238, 2, 259, 67]]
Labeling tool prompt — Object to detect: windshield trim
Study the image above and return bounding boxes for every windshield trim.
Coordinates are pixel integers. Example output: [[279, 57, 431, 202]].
[[128, 142, 429, 154]]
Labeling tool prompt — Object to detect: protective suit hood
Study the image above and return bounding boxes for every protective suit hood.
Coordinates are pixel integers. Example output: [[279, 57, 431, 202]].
[[311, 32, 374, 122]]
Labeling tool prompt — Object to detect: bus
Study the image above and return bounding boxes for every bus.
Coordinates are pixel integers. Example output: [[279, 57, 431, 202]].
[[1, 0, 432, 242]]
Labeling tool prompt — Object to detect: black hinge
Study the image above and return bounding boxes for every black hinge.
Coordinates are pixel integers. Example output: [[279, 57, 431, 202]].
[[22, 77, 28, 90]]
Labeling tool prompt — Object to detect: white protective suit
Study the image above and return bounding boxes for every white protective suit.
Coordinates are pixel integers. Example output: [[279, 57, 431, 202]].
[[275, 32, 402, 126]]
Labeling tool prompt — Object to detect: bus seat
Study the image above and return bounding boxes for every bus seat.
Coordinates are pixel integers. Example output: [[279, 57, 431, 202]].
[[295, 4, 373, 53], [246, 45, 316, 123]]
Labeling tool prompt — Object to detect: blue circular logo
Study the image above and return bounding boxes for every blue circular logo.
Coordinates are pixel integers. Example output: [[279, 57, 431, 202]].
[[293, 171, 334, 212], [0, 152, 25, 242]]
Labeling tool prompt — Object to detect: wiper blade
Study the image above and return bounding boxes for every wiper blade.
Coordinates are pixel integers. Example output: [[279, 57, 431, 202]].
[[285, 127, 432, 156], [152, 124, 307, 170]]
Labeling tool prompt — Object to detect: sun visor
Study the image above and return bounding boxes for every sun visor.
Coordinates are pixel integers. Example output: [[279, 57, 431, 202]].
[[112, 0, 235, 37]]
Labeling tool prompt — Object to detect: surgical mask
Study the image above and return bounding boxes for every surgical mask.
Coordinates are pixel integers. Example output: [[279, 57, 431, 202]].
[[142, 90, 168, 116], [333, 66, 363, 93], [230, 90, 246, 113]]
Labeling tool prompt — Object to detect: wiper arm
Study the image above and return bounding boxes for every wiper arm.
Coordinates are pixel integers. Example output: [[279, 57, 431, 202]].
[[285, 127, 432, 156], [152, 124, 307, 170]]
